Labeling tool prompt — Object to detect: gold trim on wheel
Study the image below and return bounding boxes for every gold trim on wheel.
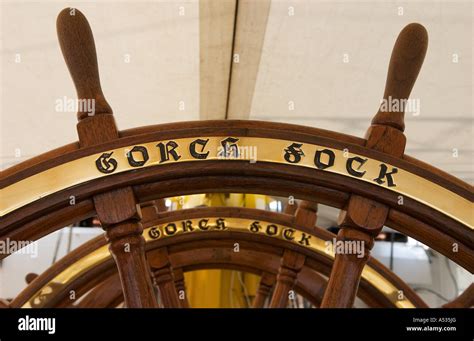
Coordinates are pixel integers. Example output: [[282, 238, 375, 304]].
[[1, 136, 472, 229]]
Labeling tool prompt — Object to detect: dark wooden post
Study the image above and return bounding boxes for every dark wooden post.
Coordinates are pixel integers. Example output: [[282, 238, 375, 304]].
[[267, 201, 317, 308], [321, 197, 388, 307], [269, 250, 305, 308], [371, 23, 428, 132], [94, 189, 157, 307], [253, 272, 276, 308], [149, 248, 181, 308], [321, 23, 428, 308], [141, 199, 167, 222], [284, 201, 297, 215], [56, 8, 157, 308], [294, 200, 318, 228], [173, 268, 190, 308]]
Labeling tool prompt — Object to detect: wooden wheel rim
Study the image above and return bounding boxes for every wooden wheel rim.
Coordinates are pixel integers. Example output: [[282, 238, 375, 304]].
[[11, 208, 426, 308]]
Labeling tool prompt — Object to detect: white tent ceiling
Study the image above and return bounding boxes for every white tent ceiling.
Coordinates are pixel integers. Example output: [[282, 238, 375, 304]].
[[1, 0, 472, 184]]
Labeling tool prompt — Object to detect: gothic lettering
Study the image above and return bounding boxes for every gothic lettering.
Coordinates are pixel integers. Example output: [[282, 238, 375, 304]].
[[346, 156, 367, 177], [284, 143, 305, 164], [91, 138, 402, 192], [314, 149, 335, 169], [164, 223, 177, 236], [266, 224, 278, 236], [215, 218, 226, 230], [95, 152, 118, 174], [219, 137, 240, 158], [181, 220, 194, 232], [250, 221, 261, 233], [373, 164, 398, 187], [190, 139, 210, 159], [127, 146, 149, 167], [148, 227, 161, 239], [298, 233, 311, 246], [282, 228, 295, 241], [157, 141, 181, 163], [198, 219, 209, 230]]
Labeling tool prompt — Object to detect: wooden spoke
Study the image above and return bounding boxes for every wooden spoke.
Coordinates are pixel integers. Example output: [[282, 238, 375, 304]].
[[284, 202, 297, 215], [10, 206, 428, 309], [253, 272, 276, 308], [56, 8, 158, 308], [269, 250, 305, 308], [149, 248, 181, 308], [56, 8, 113, 121], [173, 268, 190, 308], [25, 273, 38, 284], [268, 201, 318, 308], [321, 23, 428, 308], [371, 23, 428, 132], [294, 200, 318, 228], [141, 199, 167, 222], [95, 188, 158, 308], [1, 7, 469, 311], [320, 196, 388, 307]]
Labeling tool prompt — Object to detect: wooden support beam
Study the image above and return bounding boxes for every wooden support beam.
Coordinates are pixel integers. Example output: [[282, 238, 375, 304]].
[[269, 250, 305, 308], [321, 23, 428, 308], [321, 196, 388, 307], [149, 248, 181, 308], [294, 200, 318, 229], [56, 8, 158, 308], [371, 23, 428, 132], [174, 268, 190, 308], [253, 272, 275, 308], [94, 189, 158, 308], [76, 274, 123, 308]]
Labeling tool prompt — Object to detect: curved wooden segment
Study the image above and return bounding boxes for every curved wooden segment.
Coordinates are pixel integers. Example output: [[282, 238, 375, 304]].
[[11, 207, 426, 309], [2, 130, 472, 230], [1, 180, 472, 275], [75, 273, 123, 308], [442, 284, 474, 308], [1, 129, 472, 284]]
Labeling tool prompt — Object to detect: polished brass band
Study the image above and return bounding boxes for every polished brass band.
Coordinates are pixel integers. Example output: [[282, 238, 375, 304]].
[[1, 136, 472, 229], [23, 218, 416, 308]]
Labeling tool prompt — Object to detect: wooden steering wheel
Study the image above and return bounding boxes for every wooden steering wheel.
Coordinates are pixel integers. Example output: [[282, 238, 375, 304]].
[[10, 201, 427, 308], [0, 8, 472, 308]]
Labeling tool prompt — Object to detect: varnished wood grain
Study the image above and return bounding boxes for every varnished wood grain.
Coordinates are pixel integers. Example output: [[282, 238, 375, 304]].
[[372, 23, 428, 131]]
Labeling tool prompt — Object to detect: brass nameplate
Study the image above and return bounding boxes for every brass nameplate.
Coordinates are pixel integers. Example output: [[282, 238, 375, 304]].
[[1, 137, 472, 229]]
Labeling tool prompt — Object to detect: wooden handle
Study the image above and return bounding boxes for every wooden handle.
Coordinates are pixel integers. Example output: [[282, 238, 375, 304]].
[[372, 23, 428, 131], [57, 8, 112, 120]]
